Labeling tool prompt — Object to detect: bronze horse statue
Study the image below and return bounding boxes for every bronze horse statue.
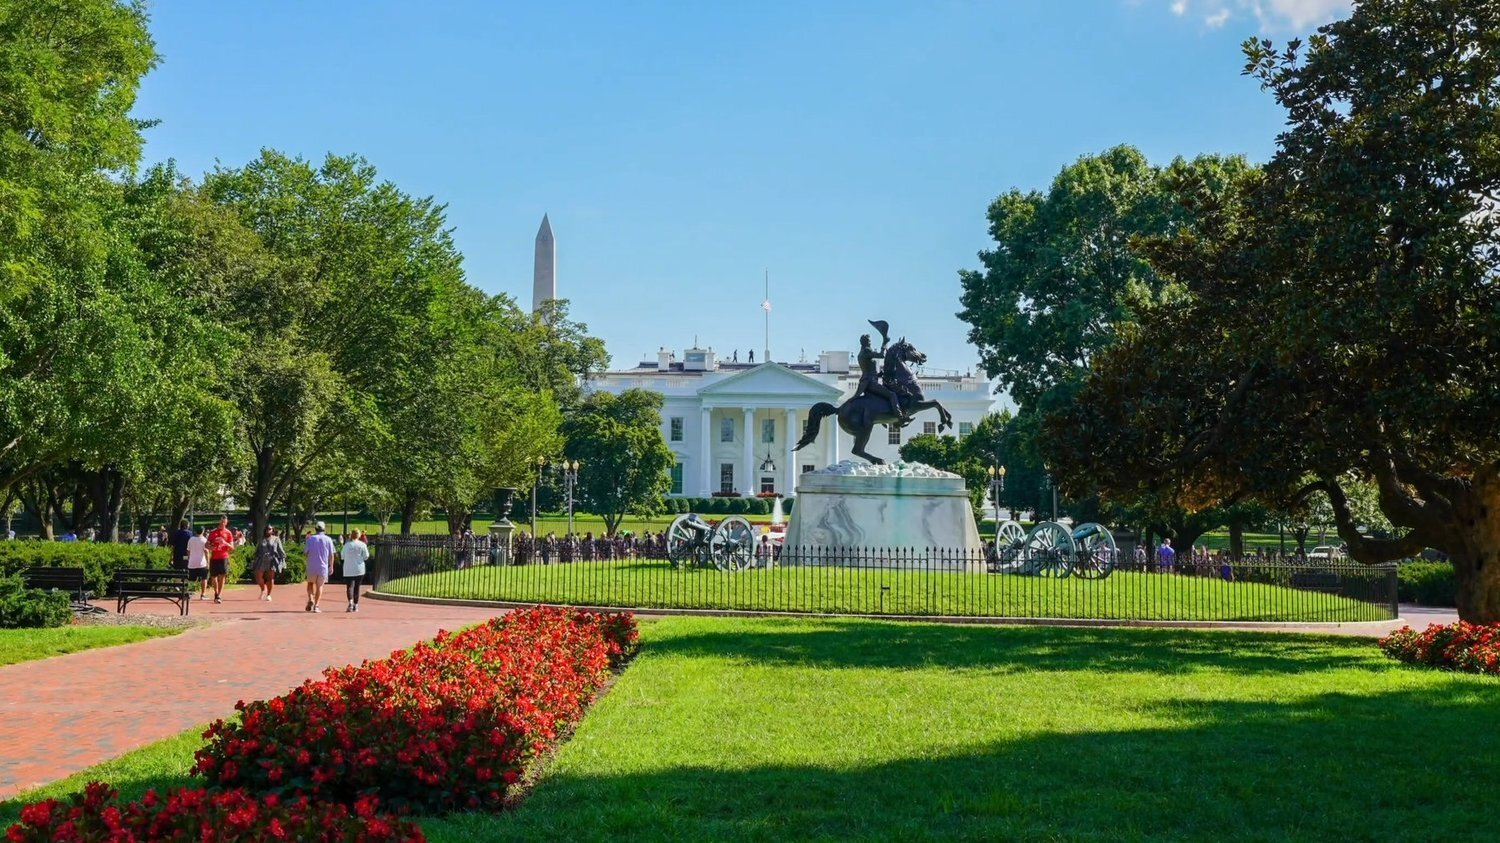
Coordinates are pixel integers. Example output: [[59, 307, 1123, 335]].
[[793, 337, 954, 465]]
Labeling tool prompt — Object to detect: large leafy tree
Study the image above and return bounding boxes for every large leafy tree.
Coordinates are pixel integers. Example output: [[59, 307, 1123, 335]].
[[1054, 0, 1500, 620], [957, 148, 1253, 541], [562, 390, 673, 537], [0, 0, 157, 499]]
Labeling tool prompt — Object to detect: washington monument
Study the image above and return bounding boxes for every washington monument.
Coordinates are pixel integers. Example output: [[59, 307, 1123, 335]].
[[533, 213, 555, 313]]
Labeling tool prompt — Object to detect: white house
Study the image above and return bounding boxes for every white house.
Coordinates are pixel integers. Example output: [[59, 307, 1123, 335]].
[[588, 346, 994, 498]]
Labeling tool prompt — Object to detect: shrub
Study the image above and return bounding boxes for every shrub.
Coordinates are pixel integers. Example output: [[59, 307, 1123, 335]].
[[1397, 561, 1456, 606], [782, 497, 795, 515], [194, 607, 637, 813], [1380, 621, 1500, 675], [4, 781, 423, 842], [0, 572, 71, 629], [728, 498, 751, 515], [749, 498, 771, 516], [0, 542, 168, 597]]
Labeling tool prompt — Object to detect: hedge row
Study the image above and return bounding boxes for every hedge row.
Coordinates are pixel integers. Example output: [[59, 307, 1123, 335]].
[[664, 496, 794, 516], [0, 572, 71, 629], [1397, 560, 1456, 607], [0, 541, 311, 596]]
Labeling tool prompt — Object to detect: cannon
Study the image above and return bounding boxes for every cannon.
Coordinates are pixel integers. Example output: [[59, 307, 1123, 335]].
[[989, 520, 1118, 580], [665, 513, 758, 571]]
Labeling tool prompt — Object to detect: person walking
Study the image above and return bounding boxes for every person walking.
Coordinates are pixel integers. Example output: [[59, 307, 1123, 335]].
[[1156, 538, 1176, 574], [341, 530, 369, 612], [170, 519, 194, 571], [186, 526, 210, 600], [251, 526, 286, 601], [206, 516, 235, 603], [303, 521, 335, 612]]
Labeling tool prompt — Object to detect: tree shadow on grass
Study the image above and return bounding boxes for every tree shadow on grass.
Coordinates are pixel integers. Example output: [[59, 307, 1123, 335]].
[[427, 682, 1500, 842], [640, 619, 1385, 676]]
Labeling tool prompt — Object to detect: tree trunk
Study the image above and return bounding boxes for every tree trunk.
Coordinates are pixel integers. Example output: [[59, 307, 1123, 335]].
[[1228, 518, 1245, 559], [399, 493, 420, 535], [170, 495, 191, 530], [1449, 477, 1500, 623], [249, 448, 277, 544], [92, 467, 126, 542], [1293, 526, 1310, 554]]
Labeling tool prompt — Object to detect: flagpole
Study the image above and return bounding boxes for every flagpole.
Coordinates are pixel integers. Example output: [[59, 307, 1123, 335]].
[[763, 269, 770, 363]]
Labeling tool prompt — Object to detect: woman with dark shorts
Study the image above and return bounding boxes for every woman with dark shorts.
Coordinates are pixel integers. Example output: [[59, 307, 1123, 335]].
[[252, 526, 286, 601]]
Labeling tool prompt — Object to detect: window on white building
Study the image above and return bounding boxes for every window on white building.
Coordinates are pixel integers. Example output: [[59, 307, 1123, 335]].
[[670, 463, 683, 495], [888, 426, 901, 445], [720, 463, 735, 494], [802, 464, 815, 473], [669, 417, 683, 442], [720, 417, 734, 442], [760, 475, 775, 494], [761, 418, 775, 444], [923, 421, 937, 436], [959, 421, 973, 438]]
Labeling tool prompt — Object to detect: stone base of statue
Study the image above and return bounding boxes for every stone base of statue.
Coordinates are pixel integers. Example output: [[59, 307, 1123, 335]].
[[781, 461, 984, 570]]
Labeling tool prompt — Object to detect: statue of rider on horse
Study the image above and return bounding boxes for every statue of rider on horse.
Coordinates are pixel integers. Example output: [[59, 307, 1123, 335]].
[[793, 319, 954, 465]]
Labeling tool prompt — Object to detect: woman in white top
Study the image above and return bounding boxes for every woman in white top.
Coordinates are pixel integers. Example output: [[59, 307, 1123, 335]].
[[186, 526, 210, 600], [340, 531, 370, 612]]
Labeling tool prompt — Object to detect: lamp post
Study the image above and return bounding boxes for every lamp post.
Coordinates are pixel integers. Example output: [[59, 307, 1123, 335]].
[[986, 464, 1006, 528], [759, 453, 776, 494], [1042, 470, 1058, 521], [557, 459, 580, 535], [530, 455, 546, 539]]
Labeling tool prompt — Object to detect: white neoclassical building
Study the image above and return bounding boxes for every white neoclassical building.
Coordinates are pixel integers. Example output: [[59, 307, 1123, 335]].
[[588, 346, 995, 498]]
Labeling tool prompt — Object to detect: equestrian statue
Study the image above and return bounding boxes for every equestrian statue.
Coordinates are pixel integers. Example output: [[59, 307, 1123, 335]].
[[793, 320, 954, 465]]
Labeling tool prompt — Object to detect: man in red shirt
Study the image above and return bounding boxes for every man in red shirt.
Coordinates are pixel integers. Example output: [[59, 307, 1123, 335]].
[[206, 515, 235, 604]]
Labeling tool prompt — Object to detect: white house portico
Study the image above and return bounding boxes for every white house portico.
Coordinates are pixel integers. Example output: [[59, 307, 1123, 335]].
[[588, 346, 996, 498]]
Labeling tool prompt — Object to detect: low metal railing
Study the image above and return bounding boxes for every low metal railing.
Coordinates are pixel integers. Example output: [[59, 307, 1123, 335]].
[[369, 535, 1398, 623]]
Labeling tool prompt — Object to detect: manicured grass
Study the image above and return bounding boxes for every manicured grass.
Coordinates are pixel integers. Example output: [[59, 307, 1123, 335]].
[[0, 625, 182, 667], [425, 617, 1499, 841], [5, 619, 1494, 841], [381, 560, 1390, 622]]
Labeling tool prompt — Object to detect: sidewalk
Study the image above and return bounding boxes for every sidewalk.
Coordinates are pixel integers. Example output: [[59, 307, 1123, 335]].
[[0, 586, 503, 799]]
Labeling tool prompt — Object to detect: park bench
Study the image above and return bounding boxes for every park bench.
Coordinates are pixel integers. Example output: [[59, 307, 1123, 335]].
[[22, 566, 96, 612], [114, 568, 191, 616], [1290, 570, 1343, 595]]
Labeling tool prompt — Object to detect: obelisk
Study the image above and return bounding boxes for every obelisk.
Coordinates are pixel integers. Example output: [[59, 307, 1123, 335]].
[[533, 214, 555, 313]]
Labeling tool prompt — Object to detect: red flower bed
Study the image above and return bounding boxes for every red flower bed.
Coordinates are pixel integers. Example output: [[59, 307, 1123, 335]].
[[193, 607, 636, 813], [5, 781, 423, 842], [1379, 621, 1500, 675]]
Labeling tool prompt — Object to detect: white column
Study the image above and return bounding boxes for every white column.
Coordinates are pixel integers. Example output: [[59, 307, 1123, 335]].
[[699, 407, 712, 496], [832, 423, 842, 465], [742, 407, 755, 496], [785, 408, 798, 492]]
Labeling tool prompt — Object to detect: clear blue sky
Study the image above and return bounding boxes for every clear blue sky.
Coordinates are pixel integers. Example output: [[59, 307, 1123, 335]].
[[134, 0, 1350, 382]]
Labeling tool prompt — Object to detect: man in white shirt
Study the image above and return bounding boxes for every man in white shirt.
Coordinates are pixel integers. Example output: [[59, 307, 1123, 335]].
[[186, 526, 210, 599]]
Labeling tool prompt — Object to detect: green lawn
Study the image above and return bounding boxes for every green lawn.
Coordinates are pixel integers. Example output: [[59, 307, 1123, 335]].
[[0, 625, 182, 667], [9, 618, 1493, 841], [380, 560, 1391, 622]]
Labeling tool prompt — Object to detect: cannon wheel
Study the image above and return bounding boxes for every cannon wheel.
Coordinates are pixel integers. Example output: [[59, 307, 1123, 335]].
[[1072, 523, 1117, 580], [996, 520, 1027, 548], [666, 514, 699, 569], [709, 515, 756, 571], [1023, 521, 1076, 578]]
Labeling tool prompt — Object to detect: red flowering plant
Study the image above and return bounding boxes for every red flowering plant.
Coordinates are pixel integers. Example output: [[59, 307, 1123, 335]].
[[193, 607, 636, 813], [1379, 621, 1500, 675], [5, 781, 423, 842]]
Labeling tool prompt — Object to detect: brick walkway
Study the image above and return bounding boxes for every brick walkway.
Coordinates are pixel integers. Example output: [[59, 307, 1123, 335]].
[[0, 586, 1458, 801], [0, 586, 504, 800]]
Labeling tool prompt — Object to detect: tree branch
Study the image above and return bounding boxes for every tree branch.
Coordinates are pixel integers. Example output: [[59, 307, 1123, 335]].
[[1320, 478, 1429, 563]]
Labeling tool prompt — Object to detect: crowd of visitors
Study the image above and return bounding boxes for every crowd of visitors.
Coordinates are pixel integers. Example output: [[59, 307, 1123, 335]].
[[506, 530, 673, 566]]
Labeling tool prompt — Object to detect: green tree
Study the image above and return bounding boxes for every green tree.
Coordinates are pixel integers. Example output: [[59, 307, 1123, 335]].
[[1055, 0, 1500, 620], [562, 390, 674, 537]]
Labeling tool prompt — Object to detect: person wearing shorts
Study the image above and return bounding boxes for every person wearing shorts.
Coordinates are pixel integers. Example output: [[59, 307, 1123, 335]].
[[206, 516, 235, 604], [186, 526, 210, 598], [303, 521, 336, 613]]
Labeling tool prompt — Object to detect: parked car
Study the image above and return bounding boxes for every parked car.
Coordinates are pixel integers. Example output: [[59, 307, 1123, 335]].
[[1307, 545, 1345, 561]]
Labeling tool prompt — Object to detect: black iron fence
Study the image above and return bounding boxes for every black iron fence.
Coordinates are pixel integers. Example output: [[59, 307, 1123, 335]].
[[368, 534, 1399, 623]]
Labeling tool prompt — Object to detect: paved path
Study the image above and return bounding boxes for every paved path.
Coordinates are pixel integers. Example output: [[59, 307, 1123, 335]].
[[0, 589, 1459, 801], [0, 586, 504, 800]]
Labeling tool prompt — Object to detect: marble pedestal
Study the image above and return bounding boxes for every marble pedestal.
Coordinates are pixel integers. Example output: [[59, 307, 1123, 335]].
[[782, 461, 983, 570]]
